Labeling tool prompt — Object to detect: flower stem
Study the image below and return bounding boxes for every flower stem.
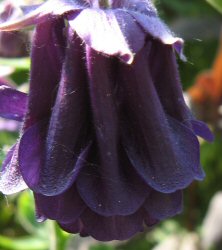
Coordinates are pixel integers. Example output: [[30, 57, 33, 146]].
[[99, 0, 110, 8], [48, 221, 57, 250]]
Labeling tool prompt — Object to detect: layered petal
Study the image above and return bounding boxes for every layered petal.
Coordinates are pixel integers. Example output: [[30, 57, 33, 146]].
[[23, 18, 65, 129], [34, 185, 86, 223], [18, 120, 91, 196], [144, 214, 159, 227], [0, 85, 27, 121], [149, 42, 190, 122], [148, 41, 213, 141], [191, 120, 214, 142], [0, 144, 27, 195], [128, 11, 185, 59], [76, 48, 148, 216], [0, 0, 212, 242], [118, 45, 203, 194], [68, 9, 145, 63], [59, 219, 85, 235], [144, 190, 183, 220], [35, 30, 91, 196], [61, 209, 145, 241]]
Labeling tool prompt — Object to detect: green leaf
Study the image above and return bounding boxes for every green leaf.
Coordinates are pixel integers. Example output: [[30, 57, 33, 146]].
[[17, 191, 40, 233], [206, 0, 222, 13], [0, 235, 48, 250]]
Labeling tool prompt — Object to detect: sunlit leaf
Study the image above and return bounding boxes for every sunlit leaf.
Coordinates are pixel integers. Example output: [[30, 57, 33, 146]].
[[206, 0, 222, 13]]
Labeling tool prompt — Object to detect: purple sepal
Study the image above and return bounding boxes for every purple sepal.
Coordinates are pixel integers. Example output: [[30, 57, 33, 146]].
[[0, 85, 27, 121], [191, 120, 214, 142]]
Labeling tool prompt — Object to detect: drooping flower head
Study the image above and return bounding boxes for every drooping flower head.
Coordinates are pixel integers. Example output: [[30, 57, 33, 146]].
[[0, 0, 214, 241]]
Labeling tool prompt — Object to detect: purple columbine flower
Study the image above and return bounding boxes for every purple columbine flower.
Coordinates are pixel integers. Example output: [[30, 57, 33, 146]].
[[0, 0, 214, 241]]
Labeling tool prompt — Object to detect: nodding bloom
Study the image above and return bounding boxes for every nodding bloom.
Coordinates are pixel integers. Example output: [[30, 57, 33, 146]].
[[0, 0, 214, 241]]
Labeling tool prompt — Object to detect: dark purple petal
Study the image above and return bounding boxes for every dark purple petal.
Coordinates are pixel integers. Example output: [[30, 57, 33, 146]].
[[69, 9, 145, 63], [149, 42, 190, 122], [0, 85, 27, 121], [191, 120, 214, 142], [18, 119, 91, 195], [118, 46, 203, 194], [59, 220, 83, 234], [22, 18, 66, 130], [77, 144, 148, 216], [34, 185, 86, 223], [19, 120, 45, 189], [79, 209, 144, 241], [76, 48, 148, 216], [148, 42, 213, 141], [144, 190, 183, 220], [0, 0, 87, 31], [128, 11, 185, 59], [144, 214, 159, 227], [0, 144, 27, 195], [41, 30, 91, 195]]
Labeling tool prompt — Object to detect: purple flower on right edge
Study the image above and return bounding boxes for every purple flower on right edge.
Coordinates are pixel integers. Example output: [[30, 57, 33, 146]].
[[0, 0, 214, 241]]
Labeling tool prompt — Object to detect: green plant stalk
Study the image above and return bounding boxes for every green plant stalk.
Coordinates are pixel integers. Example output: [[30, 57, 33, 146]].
[[48, 221, 70, 250]]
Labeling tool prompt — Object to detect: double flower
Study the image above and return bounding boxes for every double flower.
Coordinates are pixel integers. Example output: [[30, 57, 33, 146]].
[[0, 0, 213, 241]]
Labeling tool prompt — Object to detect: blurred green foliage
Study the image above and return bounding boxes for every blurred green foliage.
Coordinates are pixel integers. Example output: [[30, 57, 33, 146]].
[[157, 0, 218, 19], [206, 0, 222, 14]]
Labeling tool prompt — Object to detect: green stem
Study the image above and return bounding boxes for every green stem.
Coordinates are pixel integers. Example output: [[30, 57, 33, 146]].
[[48, 221, 57, 250]]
